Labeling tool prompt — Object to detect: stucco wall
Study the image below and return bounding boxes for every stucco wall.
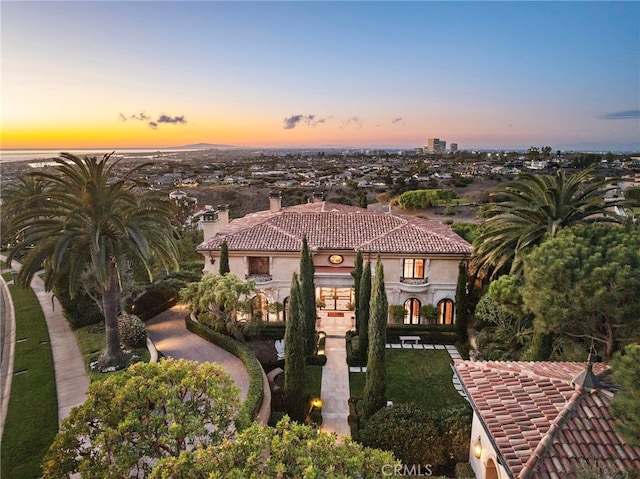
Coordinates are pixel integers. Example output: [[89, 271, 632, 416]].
[[201, 250, 464, 321]]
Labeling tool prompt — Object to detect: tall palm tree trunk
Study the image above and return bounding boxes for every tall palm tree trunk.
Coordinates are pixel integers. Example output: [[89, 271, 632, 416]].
[[101, 259, 123, 361]]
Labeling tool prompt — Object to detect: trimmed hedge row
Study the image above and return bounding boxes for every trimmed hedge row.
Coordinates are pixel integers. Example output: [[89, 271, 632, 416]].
[[386, 325, 459, 345], [185, 315, 265, 431], [242, 321, 286, 340]]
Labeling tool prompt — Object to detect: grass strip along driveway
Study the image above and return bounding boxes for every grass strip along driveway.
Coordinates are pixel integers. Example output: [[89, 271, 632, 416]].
[[1, 277, 58, 479]]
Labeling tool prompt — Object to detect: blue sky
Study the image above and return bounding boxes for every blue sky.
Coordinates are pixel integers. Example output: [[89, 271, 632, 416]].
[[1, 1, 639, 151]]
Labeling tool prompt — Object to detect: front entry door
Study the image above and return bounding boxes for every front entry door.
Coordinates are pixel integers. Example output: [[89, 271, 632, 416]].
[[319, 287, 354, 311]]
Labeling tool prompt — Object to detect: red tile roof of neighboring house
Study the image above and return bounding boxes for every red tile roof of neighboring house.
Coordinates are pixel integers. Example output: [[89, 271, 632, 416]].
[[454, 360, 640, 478], [198, 201, 472, 254]]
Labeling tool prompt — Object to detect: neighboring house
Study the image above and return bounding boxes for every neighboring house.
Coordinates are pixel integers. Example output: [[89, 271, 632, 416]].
[[197, 191, 472, 324], [454, 359, 640, 479]]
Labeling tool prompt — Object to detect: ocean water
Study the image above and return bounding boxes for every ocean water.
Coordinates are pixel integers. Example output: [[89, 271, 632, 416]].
[[0, 148, 201, 164]]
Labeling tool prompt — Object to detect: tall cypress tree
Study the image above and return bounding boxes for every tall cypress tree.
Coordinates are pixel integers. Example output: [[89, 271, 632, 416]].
[[358, 260, 372, 362], [362, 256, 387, 420], [219, 240, 230, 275], [300, 235, 316, 355], [351, 251, 363, 334], [284, 272, 306, 421], [455, 261, 469, 342]]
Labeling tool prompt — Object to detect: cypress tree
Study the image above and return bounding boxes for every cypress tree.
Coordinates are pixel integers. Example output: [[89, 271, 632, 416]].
[[351, 251, 363, 334], [358, 260, 372, 363], [219, 240, 230, 276], [300, 235, 316, 355], [455, 261, 469, 342], [284, 272, 307, 421], [359, 193, 368, 209], [362, 256, 388, 420]]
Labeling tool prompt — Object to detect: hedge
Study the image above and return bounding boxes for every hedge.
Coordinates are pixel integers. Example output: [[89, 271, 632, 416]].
[[386, 325, 459, 345], [185, 315, 265, 431]]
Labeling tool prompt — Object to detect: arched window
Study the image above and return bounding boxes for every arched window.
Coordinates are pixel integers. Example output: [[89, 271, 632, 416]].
[[438, 299, 455, 325], [254, 292, 268, 321], [404, 298, 421, 325], [485, 458, 499, 479], [282, 297, 289, 322]]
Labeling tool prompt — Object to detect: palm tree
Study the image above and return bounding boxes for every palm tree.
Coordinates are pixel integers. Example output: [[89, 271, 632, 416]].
[[473, 166, 625, 279], [6, 153, 179, 365]]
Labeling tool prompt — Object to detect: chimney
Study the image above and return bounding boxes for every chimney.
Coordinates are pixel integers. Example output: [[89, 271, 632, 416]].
[[202, 204, 229, 241], [312, 191, 324, 203], [269, 191, 282, 212], [217, 204, 230, 225]]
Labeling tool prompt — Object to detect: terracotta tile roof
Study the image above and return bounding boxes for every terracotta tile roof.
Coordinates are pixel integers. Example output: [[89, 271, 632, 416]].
[[454, 360, 640, 478], [198, 201, 472, 254]]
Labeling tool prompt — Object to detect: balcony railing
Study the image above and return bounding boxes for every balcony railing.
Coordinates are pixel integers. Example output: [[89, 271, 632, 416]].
[[246, 274, 273, 283], [400, 277, 428, 285]]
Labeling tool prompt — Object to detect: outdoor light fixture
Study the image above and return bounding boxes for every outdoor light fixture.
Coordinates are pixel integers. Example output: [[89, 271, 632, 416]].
[[473, 436, 482, 459], [209, 252, 215, 265], [311, 398, 323, 410]]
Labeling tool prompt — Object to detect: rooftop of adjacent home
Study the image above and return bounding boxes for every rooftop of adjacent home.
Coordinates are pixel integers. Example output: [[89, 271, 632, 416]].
[[454, 360, 640, 478], [198, 200, 473, 255]]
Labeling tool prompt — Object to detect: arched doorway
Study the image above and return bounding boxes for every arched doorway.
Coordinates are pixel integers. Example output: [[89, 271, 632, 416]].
[[253, 292, 268, 321], [438, 299, 455, 325], [404, 298, 421, 324], [485, 458, 499, 479]]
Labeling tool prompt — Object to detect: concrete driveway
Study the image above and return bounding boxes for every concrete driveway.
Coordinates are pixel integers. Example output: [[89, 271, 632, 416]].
[[146, 305, 250, 401]]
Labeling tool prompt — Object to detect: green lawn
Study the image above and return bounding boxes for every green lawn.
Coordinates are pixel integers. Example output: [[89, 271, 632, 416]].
[[0, 277, 58, 479], [349, 349, 467, 411]]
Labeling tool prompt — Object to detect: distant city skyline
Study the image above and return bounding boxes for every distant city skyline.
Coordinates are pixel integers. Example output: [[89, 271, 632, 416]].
[[1, 1, 639, 152]]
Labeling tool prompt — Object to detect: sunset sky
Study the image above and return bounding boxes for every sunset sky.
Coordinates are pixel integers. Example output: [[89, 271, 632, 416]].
[[1, 1, 639, 152]]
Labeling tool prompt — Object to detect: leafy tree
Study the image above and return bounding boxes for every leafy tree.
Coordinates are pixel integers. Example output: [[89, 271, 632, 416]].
[[522, 224, 640, 357], [150, 416, 398, 478], [611, 344, 640, 446], [351, 250, 363, 334], [299, 235, 316, 355], [475, 295, 533, 360], [180, 272, 255, 342], [362, 256, 387, 420], [219, 239, 230, 275], [450, 221, 479, 243], [283, 272, 306, 421], [397, 189, 439, 209], [358, 260, 372, 362], [5, 153, 179, 365], [473, 165, 625, 279], [41, 359, 240, 478], [625, 186, 640, 206]]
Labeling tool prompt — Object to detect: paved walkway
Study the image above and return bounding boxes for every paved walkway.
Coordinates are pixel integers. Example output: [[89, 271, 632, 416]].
[[316, 314, 353, 437], [146, 306, 250, 401]]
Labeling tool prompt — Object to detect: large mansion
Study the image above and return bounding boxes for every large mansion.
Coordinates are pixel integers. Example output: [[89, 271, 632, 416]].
[[197, 192, 472, 325]]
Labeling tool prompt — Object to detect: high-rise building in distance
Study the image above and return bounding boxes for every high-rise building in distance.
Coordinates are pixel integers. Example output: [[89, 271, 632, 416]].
[[425, 138, 447, 153]]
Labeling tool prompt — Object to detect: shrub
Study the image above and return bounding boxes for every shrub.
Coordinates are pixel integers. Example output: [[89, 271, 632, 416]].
[[118, 313, 147, 348], [52, 282, 103, 329], [306, 354, 327, 366], [359, 403, 471, 475], [388, 305, 406, 324]]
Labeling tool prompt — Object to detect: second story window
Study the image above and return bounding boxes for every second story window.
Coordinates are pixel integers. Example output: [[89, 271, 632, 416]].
[[403, 258, 425, 279], [248, 256, 269, 275]]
